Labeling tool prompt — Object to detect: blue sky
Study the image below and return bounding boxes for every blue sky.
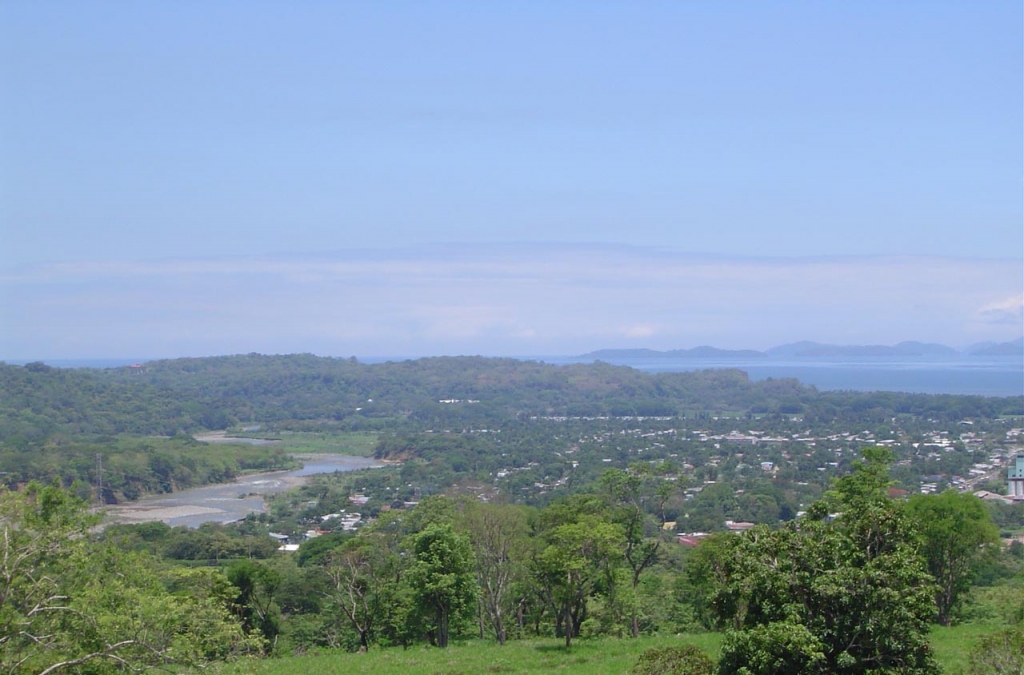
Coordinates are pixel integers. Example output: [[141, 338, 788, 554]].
[[1, 2, 1021, 358]]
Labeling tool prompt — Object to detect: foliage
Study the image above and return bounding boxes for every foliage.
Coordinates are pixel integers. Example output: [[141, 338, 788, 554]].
[[227, 560, 282, 650], [406, 523, 478, 648], [3, 356, 1018, 447], [907, 490, 1000, 625], [2, 355, 1021, 515], [458, 499, 532, 644], [718, 623, 826, 675], [0, 483, 257, 674], [0, 433, 296, 501], [601, 465, 674, 637], [3, 355, 1024, 668], [535, 498, 625, 647], [632, 644, 716, 675], [712, 449, 940, 674], [321, 535, 396, 650], [966, 625, 1024, 675]]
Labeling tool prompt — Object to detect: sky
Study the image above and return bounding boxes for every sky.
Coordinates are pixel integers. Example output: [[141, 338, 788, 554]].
[[1, 2, 1021, 359]]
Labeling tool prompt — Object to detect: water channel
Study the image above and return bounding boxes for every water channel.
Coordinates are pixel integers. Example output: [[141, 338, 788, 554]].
[[102, 451, 384, 528]]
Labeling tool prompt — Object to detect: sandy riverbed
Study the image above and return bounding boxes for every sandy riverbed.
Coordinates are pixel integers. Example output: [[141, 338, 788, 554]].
[[101, 455, 382, 527]]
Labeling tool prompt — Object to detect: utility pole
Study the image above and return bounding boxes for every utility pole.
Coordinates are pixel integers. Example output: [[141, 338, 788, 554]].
[[95, 453, 103, 505]]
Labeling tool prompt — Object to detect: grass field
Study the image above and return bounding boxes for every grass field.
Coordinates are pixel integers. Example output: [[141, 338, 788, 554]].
[[230, 431, 380, 457], [207, 623, 1008, 675], [213, 634, 721, 675], [929, 622, 1004, 675]]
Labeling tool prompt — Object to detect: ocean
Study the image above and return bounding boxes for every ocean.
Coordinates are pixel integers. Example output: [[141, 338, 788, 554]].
[[542, 355, 1024, 397]]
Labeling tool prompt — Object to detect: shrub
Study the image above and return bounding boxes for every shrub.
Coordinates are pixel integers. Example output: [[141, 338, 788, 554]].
[[968, 626, 1024, 675], [717, 622, 829, 675], [632, 644, 715, 675]]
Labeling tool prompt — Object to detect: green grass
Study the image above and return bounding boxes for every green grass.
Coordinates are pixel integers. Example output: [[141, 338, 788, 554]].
[[230, 431, 380, 457], [211, 634, 722, 675], [208, 623, 1011, 675], [929, 622, 1002, 674]]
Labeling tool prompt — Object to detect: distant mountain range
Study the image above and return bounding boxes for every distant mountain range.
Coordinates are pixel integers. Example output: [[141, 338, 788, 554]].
[[579, 338, 1024, 360]]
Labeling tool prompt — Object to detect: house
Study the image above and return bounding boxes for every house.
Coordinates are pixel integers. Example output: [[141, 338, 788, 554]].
[[677, 533, 709, 547]]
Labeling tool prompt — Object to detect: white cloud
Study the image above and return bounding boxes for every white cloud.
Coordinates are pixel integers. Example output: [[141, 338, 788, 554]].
[[976, 294, 1024, 325], [1, 245, 1021, 358], [624, 325, 657, 338]]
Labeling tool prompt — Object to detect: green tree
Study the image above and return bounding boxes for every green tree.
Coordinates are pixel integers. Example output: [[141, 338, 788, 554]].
[[714, 449, 939, 675], [0, 483, 256, 674], [226, 560, 282, 650], [907, 490, 1000, 625], [406, 523, 477, 648], [536, 512, 624, 647], [684, 532, 746, 630], [600, 465, 672, 637]]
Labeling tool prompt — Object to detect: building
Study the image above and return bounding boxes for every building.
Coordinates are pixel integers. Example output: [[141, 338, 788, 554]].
[[1008, 453, 1024, 500]]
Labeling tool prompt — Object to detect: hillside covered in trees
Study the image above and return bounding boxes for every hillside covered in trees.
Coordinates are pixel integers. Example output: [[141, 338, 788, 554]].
[[2, 354, 1024, 673], [1, 354, 1020, 503], [3, 354, 1020, 440]]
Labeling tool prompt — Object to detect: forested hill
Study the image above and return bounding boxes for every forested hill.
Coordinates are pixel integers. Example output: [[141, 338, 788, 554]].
[[1, 354, 1021, 441]]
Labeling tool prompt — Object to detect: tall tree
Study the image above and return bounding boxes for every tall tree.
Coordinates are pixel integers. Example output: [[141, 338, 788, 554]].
[[907, 490, 999, 625], [226, 560, 282, 650], [536, 514, 624, 648], [323, 538, 388, 651], [458, 501, 531, 644], [600, 465, 673, 637], [407, 524, 477, 648]]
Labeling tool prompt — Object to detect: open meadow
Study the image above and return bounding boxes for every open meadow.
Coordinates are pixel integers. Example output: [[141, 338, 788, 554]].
[[210, 624, 999, 675], [213, 635, 722, 675], [230, 430, 380, 457]]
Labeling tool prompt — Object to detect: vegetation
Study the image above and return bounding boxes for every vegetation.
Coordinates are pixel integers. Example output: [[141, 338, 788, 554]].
[[966, 625, 1024, 674], [907, 490, 1000, 625], [1, 354, 1020, 508], [0, 483, 260, 674], [632, 645, 716, 675], [709, 449, 939, 673], [208, 634, 725, 675], [0, 434, 296, 502], [190, 626, 1016, 675], [0, 354, 1022, 673]]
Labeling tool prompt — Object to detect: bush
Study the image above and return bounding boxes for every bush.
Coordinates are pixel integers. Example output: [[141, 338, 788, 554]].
[[717, 623, 826, 675], [968, 626, 1024, 675], [632, 645, 715, 675]]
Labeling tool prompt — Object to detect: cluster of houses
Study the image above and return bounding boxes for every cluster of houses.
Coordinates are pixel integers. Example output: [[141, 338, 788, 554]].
[[670, 520, 757, 547], [272, 494, 373, 551]]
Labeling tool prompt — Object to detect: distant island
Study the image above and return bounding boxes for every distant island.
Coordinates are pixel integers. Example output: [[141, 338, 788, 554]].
[[578, 338, 1024, 360]]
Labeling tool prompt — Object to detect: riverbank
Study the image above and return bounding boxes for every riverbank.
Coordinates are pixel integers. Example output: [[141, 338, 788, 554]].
[[194, 430, 282, 445], [102, 454, 384, 527]]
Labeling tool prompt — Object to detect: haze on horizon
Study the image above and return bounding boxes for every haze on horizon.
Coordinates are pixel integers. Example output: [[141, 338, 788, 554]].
[[1, 3, 1021, 360]]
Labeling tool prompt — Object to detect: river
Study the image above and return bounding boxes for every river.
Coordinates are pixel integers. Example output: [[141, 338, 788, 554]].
[[102, 453, 384, 528]]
